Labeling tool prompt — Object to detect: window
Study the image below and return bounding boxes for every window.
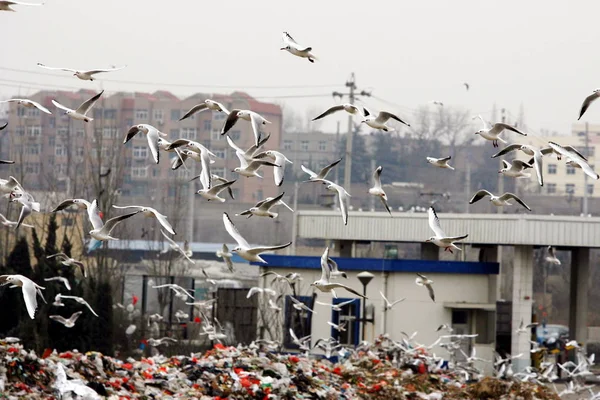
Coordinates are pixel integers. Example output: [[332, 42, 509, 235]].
[[48, 136, 55, 147], [566, 184, 575, 194], [255, 189, 263, 200], [229, 130, 241, 141], [301, 140, 309, 151], [330, 298, 360, 346], [17, 107, 25, 117], [125, 118, 134, 127], [283, 140, 292, 151], [181, 128, 197, 140], [27, 108, 40, 117], [101, 146, 112, 158], [204, 120, 212, 132], [547, 164, 557, 174], [318, 141, 327, 151], [153, 109, 164, 122], [57, 128, 68, 136], [170, 129, 179, 137], [25, 163, 40, 174], [214, 112, 227, 120], [211, 129, 221, 140], [283, 295, 314, 349], [56, 164, 67, 175], [76, 128, 85, 137], [547, 183, 556, 194], [176, 169, 190, 179], [55, 144, 67, 157], [135, 109, 148, 120], [213, 149, 226, 159], [133, 146, 148, 159], [131, 166, 148, 178], [566, 165, 576, 175], [102, 127, 118, 138], [48, 117, 55, 128], [588, 184, 594, 195], [104, 109, 117, 119], [93, 109, 103, 119], [25, 144, 40, 155], [212, 167, 225, 177], [76, 147, 84, 157], [16, 127, 24, 136], [27, 126, 41, 137], [170, 109, 181, 121]]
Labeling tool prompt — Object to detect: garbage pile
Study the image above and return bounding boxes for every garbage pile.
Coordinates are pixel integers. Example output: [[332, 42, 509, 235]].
[[0, 337, 561, 399]]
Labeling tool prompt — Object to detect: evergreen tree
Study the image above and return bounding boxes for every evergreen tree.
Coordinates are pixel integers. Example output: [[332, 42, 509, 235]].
[[62, 233, 73, 257], [89, 280, 113, 355], [31, 229, 44, 264], [44, 214, 59, 256]]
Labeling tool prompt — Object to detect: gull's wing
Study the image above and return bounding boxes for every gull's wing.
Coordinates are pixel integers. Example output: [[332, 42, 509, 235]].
[[563, 145, 588, 161], [320, 247, 331, 282], [100, 211, 141, 235], [149, 208, 175, 235], [548, 142, 599, 180], [221, 109, 241, 135], [491, 144, 523, 158], [15, 202, 32, 230], [444, 234, 469, 241], [180, 103, 208, 121], [200, 151, 212, 190], [425, 283, 436, 302], [300, 165, 317, 179], [334, 185, 349, 225], [469, 190, 493, 204], [312, 105, 345, 121], [147, 129, 160, 164], [123, 125, 142, 144], [112, 205, 142, 211], [428, 207, 446, 237], [223, 212, 250, 248], [438, 156, 451, 162], [21, 278, 39, 319], [213, 101, 229, 115], [501, 160, 511, 170], [44, 277, 71, 290], [259, 192, 285, 210], [578, 92, 599, 120], [84, 66, 126, 75], [249, 112, 262, 146], [533, 150, 544, 186], [246, 287, 261, 298], [81, 299, 99, 317], [512, 160, 532, 169], [37, 63, 77, 73], [377, 111, 410, 127], [246, 242, 292, 255], [49, 315, 69, 325], [373, 166, 383, 189], [160, 229, 179, 248], [282, 31, 298, 45], [492, 123, 527, 136], [0, 122, 7, 131], [379, 196, 392, 216], [548, 246, 556, 258], [76, 90, 103, 115], [379, 290, 390, 307], [499, 193, 531, 211], [289, 328, 300, 343], [225, 135, 245, 156], [52, 99, 72, 113], [473, 114, 489, 129], [51, 199, 91, 213], [329, 283, 367, 298], [209, 179, 236, 195], [317, 157, 343, 179]]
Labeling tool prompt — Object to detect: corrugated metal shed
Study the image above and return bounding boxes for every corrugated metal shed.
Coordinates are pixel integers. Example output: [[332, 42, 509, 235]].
[[296, 210, 600, 247]]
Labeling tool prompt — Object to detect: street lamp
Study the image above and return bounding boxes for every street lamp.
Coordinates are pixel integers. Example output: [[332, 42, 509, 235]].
[[357, 271, 374, 341]]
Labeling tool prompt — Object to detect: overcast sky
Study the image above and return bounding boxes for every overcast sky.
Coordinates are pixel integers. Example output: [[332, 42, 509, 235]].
[[1, 1, 598, 137]]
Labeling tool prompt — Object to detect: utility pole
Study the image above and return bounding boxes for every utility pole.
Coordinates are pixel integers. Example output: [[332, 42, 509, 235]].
[[496, 108, 506, 214], [582, 122, 590, 216], [332, 73, 371, 189]]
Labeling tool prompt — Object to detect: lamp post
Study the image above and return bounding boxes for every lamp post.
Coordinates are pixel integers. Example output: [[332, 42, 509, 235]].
[[357, 271, 374, 341]]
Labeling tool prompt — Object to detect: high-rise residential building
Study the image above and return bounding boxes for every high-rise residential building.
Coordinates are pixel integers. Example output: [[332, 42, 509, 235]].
[[280, 131, 339, 179], [2, 90, 282, 205]]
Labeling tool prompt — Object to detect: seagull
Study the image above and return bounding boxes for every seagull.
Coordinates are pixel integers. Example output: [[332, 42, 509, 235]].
[[0, 1, 44, 11], [326, 256, 347, 279], [49, 311, 83, 328], [578, 88, 600, 120], [246, 287, 277, 298], [425, 206, 468, 253], [300, 158, 342, 182], [125, 324, 137, 335], [436, 324, 453, 333], [498, 159, 533, 179], [268, 299, 282, 312], [289, 296, 316, 314], [216, 244, 234, 272], [280, 31, 317, 63], [238, 192, 286, 219], [327, 321, 347, 332], [225, 133, 271, 162], [197, 177, 237, 202], [0, 98, 51, 114], [37, 63, 125, 81], [379, 291, 406, 310], [253, 150, 292, 186], [289, 328, 311, 351], [152, 284, 195, 301], [112, 205, 175, 234], [147, 337, 178, 347], [0, 274, 45, 319], [46, 253, 86, 277], [87, 199, 141, 241], [415, 273, 435, 302], [0, 176, 23, 195], [548, 141, 599, 180], [312, 104, 362, 121], [321, 180, 351, 225], [491, 144, 547, 186], [368, 166, 392, 215], [426, 156, 455, 170], [51, 198, 92, 213], [362, 107, 410, 131], [473, 115, 527, 147], [310, 247, 366, 299], [44, 276, 71, 291], [180, 99, 229, 121], [123, 124, 164, 164], [0, 213, 33, 229], [52, 90, 104, 122], [469, 190, 531, 211], [315, 298, 356, 311], [221, 109, 271, 146], [192, 174, 235, 200], [222, 212, 291, 263], [432, 101, 444, 107], [463, 82, 470, 91], [52, 294, 65, 307], [58, 295, 99, 317], [515, 319, 538, 334], [545, 246, 561, 265], [9, 191, 40, 229], [159, 230, 194, 264]]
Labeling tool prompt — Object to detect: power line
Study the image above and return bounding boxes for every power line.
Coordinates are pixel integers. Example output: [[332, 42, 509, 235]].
[[0, 66, 341, 90]]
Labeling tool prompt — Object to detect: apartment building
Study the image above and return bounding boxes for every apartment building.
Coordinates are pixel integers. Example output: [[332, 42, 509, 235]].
[[2, 90, 282, 205], [281, 131, 339, 179]]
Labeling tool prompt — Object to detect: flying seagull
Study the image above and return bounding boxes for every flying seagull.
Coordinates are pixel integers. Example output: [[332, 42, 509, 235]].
[[310, 247, 366, 299], [312, 104, 362, 121], [253, 150, 292, 186], [49, 311, 83, 328], [57, 295, 99, 317], [197, 177, 236, 203], [0, 1, 43, 11], [368, 166, 392, 216], [415, 273, 435, 302], [9, 191, 40, 230], [362, 107, 410, 131], [548, 141, 599, 180], [52, 90, 104, 122], [426, 156, 454, 170], [44, 276, 71, 291], [216, 244, 234, 272], [221, 109, 271, 146], [0, 98, 51, 114], [160, 230, 194, 264], [112, 205, 175, 235], [321, 180, 351, 225], [233, 152, 279, 179], [0, 213, 33, 229], [545, 246, 561, 265], [46, 253, 86, 277], [469, 190, 531, 211], [123, 124, 165, 164], [280, 31, 317, 63], [246, 287, 277, 298], [515, 319, 538, 334], [37, 63, 125, 81], [87, 199, 141, 241], [301, 158, 342, 182], [180, 99, 229, 121], [237, 192, 286, 219], [578, 88, 600, 120], [0, 274, 45, 319], [498, 159, 533, 179], [463, 82, 470, 91], [379, 291, 406, 310], [473, 115, 527, 147], [492, 144, 548, 186], [222, 212, 291, 263], [289, 296, 315, 314], [0, 122, 7, 131], [425, 206, 468, 253]]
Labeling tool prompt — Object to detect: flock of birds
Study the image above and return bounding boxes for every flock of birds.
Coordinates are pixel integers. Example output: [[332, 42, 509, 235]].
[[2, 5, 600, 396]]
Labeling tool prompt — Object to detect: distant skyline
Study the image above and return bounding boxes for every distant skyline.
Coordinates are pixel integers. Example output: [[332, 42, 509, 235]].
[[1, 1, 598, 138]]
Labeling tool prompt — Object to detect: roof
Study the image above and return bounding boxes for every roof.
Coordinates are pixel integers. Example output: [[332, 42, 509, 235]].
[[443, 302, 496, 311], [251, 255, 499, 275]]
